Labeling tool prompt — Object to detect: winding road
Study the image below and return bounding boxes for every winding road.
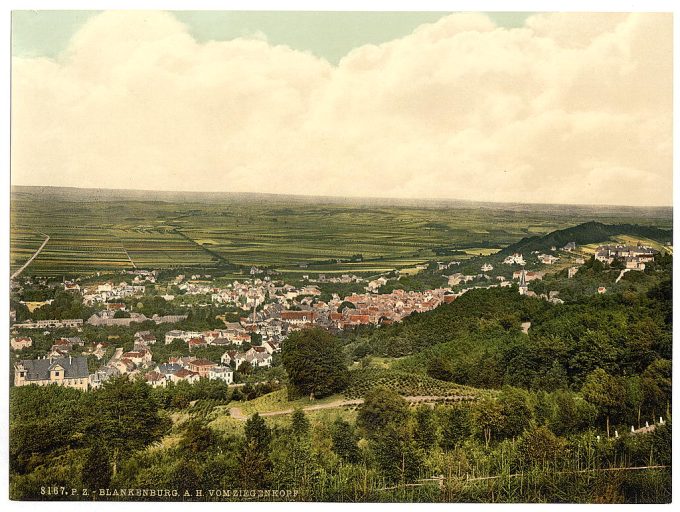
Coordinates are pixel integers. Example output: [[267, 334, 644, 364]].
[[11, 232, 50, 280], [227, 395, 477, 421]]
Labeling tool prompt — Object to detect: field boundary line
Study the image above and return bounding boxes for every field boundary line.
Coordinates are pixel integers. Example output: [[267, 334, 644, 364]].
[[116, 237, 137, 269], [11, 232, 50, 279], [172, 227, 230, 265]]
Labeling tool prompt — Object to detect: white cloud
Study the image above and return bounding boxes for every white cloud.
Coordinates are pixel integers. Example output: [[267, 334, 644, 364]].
[[11, 11, 672, 206]]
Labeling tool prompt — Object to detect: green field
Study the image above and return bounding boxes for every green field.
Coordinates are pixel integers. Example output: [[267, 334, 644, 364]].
[[9, 230, 46, 271], [10, 187, 673, 276]]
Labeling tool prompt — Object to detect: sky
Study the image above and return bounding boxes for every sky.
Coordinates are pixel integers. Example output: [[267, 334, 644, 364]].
[[12, 11, 532, 64], [10, 11, 673, 206]]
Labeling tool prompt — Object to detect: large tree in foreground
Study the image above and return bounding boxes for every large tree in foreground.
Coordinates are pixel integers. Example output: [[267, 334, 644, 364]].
[[282, 327, 349, 399], [581, 368, 625, 438]]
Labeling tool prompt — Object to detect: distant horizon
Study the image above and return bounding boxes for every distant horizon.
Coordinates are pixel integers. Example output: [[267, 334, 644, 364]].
[[11, 184, 674, 211]]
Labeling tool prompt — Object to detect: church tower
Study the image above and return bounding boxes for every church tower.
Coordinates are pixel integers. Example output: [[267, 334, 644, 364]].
[[518, 269, 528, 295]]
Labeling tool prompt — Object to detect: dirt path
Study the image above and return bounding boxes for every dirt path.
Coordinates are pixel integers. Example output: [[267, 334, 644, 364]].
[[616, 268, 631, 283], [227, 395, 476, 421], [11, 232, 49, 279], [228, 399, 362, 421], [229, 406, 247, 420], [259, 399, 364, 418]]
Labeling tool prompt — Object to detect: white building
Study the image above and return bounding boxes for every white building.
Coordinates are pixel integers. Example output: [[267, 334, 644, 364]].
[[208, 366, 234, 384], [503, 253, 526, 265], [538, 254, 559, 265]]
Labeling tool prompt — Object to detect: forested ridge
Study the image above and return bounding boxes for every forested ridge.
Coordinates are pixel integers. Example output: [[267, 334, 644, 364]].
[[499, 221, 671, 255]]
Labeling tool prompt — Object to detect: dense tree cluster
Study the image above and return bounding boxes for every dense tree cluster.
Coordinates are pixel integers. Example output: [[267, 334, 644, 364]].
[[10, 378, 168, 497], [352, 280, 671, 405], [282, 328, 349, 398], [347, 287, 545, 358], [10, 378, 671, 502], [26, 291, 95, 321]]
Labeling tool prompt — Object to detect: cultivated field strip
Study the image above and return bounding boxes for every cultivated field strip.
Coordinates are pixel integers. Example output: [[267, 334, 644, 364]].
[[9, 231, 48, 272], [10, 188, 673, 275]]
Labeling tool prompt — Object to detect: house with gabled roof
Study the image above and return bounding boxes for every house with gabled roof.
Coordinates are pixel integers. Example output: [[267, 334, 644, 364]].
[[48, 341, 73, 358], [244, 347, 272, 368], [14, 356, 89, 391], [121, 349, 152, 366], [85, 341, 109, 360], [221, 350, 244, 368], [113, 358, 136, 374], [89, 365, 119, 389], [168, 356, 194, 368], [262, 340, 280, 354], [64, 281, 81, 292], [136, 333, 157, 345]]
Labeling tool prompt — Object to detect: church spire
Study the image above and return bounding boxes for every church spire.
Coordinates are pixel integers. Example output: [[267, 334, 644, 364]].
[[518, 268, 528, 295]]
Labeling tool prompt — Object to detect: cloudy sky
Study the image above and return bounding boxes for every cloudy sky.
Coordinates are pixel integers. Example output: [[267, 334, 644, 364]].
[[11, 11, 672, 206]]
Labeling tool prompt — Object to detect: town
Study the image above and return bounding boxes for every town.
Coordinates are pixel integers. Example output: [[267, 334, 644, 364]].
[[10, 241, 660, 392]]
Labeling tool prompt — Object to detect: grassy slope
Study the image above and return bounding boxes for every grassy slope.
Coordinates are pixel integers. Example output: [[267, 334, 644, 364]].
[[207, 388, 354, 433]]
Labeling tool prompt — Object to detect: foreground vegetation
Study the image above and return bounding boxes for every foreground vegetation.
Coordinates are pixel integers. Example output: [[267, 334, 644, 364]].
[[9, 378, 671, 503]]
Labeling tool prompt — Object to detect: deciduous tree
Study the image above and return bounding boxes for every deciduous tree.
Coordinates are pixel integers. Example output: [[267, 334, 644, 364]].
[[581, 368, 625, 437], [282, 328, 349, 398], [331, 417, 360, 464], [356, 386, 409, 438]]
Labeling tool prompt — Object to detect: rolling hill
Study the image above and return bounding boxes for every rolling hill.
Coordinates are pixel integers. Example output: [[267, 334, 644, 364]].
[[499, 221, 672, 255]]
